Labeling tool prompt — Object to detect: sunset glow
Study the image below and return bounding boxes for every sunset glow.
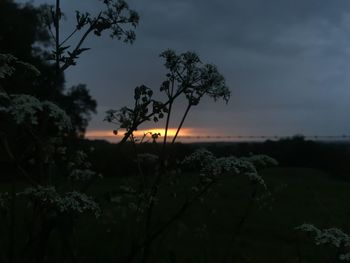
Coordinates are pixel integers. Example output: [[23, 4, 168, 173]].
[[85, 128, 275, 142], [85, 128, 197, 142]]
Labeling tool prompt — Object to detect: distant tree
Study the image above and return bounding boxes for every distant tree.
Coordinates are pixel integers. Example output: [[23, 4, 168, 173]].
[[0, 0, 64, 98], [0, 0, 98, 135], [62, 84, 97, 137]]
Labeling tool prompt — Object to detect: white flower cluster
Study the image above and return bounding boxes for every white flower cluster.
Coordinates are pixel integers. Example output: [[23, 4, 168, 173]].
[[5, 94, 43, 125], [21, 185, 58, 203], [341, 253, 350, 261], [68, 150, 98, 181], [296, 224, 350, 247], [72, 150, 89, 166], [182, 148, 215, 169], [56, 146, 67, 155], [59, 191, 101, 218], [70, 169, 96, 181], [0, 53, 17, 78], [206, 157, 266, 187], [0, 53, 40, 79], [182, 149, 277, 187], [0, 94, 71, 131], [296, 224, 350, 261], [20, 186, 100, 218], [42, 101, 72, 131]]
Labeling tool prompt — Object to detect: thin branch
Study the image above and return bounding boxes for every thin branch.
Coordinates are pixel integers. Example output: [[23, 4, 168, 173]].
[[171, 103, 191, 144], [231, 186, 257, 243], [119, 85, 188, 145], [47, 26, 56, 43], [60, 26, 93, 72], [55, 0, 60, 74], [127, 180, 216, 263], [60, 28, 78, 47], [161, 77, 175, 156], [150, 180, 215, 243], [9, 166, 16, 263], [60, 14, 101, 72]]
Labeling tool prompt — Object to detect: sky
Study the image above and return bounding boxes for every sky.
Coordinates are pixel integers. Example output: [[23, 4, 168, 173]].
[[19, 0, 350, 141]]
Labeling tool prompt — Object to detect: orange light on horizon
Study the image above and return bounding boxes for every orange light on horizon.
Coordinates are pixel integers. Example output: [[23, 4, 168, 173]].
[[85, 128, 195, 140]]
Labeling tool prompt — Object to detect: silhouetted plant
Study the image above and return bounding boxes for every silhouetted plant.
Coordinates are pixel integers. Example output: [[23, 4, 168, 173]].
[[0, 0, 98, 136], [43, 0, 139, 73], [0, 54, 104, 263], [297, 224, 350, 261], [105, 49, 230, 146], [0, 0, 140, 262], [0, 2, 286, 263], [104, 50, 281, 263]]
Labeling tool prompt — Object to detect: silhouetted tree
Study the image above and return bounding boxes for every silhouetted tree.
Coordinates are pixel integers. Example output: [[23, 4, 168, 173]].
[[62, 84, 97, 136], [0, 0, 97, 135]]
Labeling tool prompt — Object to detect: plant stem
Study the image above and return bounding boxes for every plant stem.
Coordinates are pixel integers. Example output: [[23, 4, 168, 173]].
[[9, 171, 15, 263], [161, 78, 175, 160], [231, 186, 257, 243], [128, 180, 215, 263], [161, 100, 172, 148], [171, 103, 192, 144], [60, 13, 101, 72], [118, 84, 189, 145], [55, 0, 60, 74], [60, 28, 78, 46]]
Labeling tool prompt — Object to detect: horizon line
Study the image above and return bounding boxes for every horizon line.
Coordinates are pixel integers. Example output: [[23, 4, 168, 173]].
[[85, 129, 350, 142]]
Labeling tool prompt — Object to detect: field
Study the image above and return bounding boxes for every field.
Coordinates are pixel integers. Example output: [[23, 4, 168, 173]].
[[62, 166, 350, 263], [2, 139, 350, 262]]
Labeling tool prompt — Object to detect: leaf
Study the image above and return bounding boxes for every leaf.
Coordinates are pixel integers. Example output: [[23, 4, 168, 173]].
[[59, 45, 70, 52], [76, 48, 91, 54]]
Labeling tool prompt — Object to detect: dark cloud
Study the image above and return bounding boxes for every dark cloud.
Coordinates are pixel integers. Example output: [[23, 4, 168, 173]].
[[18, 0, 350, 136]]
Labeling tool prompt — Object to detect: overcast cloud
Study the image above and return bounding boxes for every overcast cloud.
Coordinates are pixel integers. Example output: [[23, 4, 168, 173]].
[[19, 0, 350, 136]]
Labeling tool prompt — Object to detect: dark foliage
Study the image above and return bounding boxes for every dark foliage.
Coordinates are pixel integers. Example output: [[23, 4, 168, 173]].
[[75, 137, 350, 179], [0, 0, 97, 136]]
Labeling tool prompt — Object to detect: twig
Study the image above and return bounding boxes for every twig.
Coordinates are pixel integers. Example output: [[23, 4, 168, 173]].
[[55, 0, 60, 74], [60, 28, 78, 47], [171, 103, 191, 144], [128, 179, 216, 263], [60, 14, 101, 72]]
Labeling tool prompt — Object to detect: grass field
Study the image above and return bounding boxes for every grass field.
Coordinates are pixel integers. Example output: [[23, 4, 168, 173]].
[[51, 166, 349, 263]]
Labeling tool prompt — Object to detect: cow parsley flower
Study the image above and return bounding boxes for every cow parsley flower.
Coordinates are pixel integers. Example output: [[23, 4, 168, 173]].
[[6, 94, 43, 125], [0, 53, 40, 78], [69, 168, 96, 181], [297, 223, 350, 261], [340, 253, 350, 261], [182, 148, 215, 170], [67, 150, 98, 181], [42, 101, 72, 131], [58, 191, 101, 218], [296, 224, 350, 248], [2, 95, 72, 132], [182, 149, 275, 188], [71, 150, 91, 167], [296, 223, 350, 261], [20, 186, 59, 204], [20, 186, 100, 218], [0, 53, 17, 78]]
